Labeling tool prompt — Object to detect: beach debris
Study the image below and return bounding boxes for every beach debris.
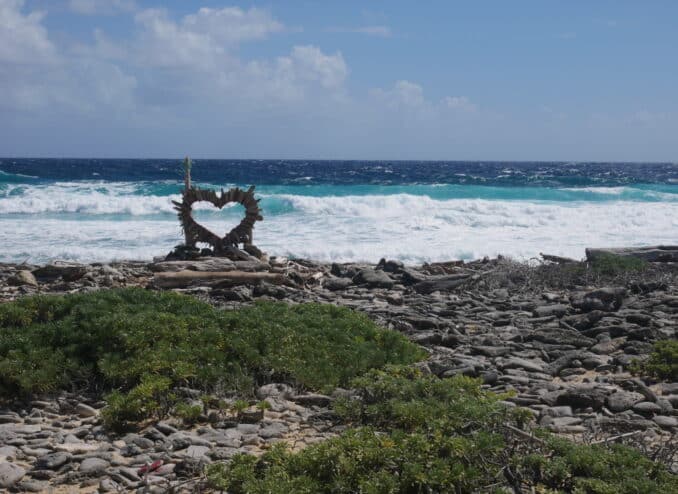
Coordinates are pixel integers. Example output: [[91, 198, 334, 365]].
[[586, 246, 678, 263], [540, 253, 579, 264], [152, 269, 287, 289]]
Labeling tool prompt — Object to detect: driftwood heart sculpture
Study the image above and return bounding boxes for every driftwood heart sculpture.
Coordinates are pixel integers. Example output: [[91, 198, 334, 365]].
[[172, 185, 263, 255]]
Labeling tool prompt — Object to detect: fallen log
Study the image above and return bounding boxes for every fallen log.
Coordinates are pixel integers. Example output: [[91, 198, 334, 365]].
[[152, 270, 287, 289], [540, 253, 578, 264], [586, 246, 678, 263], [150, 258, 270, 273], [412, 274, 472, 294]]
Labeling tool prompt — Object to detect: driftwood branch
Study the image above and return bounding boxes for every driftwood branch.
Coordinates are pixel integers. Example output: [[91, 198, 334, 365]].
[[586, 246, 678, 263], [540, 253, 578, 264], [152, 270, 285, 289], [502, 424, 547, 446], [590, 430, 643, 445], [412, 274, 472, 294]]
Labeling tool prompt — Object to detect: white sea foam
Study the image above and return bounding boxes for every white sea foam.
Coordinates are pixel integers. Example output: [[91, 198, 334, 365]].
[[561, 186, 630, 194], [0, 182, 244, 215], [0, 187, 676, 264]]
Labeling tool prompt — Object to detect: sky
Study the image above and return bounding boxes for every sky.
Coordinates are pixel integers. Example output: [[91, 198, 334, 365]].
[[1, 0, 677, 161]]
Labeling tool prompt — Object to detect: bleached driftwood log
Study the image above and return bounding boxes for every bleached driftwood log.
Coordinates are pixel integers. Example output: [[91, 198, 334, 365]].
[[412, 274, 472, 294], [540, 253, 578, 264], [153, 270, 286, 289], [586, 246, 678, 263]]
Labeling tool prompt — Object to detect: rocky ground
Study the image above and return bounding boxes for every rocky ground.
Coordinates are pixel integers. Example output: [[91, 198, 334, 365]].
[[0, 254, 676, 492]]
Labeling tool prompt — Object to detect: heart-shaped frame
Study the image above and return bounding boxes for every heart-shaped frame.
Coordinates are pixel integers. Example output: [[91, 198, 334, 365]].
[[172, 185, 263, 255]]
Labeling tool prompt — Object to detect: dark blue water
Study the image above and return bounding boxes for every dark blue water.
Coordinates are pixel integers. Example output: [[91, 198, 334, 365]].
[[2, 158, 677, 186]]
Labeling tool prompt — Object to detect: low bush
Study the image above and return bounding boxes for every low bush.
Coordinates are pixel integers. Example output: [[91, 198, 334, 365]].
[[174, 402, 203, 425], [589, 253, 648, 275], [0, 288, 423, 429], [631, 340, 678, 381], [207, 366, 677, 494], [513, 436, 677, 494], [333, 365, 522, 432]]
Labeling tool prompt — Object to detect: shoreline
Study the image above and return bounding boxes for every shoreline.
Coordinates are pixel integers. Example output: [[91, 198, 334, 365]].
[[0, 255, 676, 490]]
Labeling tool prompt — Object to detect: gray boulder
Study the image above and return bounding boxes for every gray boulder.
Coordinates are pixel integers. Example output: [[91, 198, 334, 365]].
[[352, 269, 394, 289], [32, 263, 87, 282], [256, 383, 294, 400], [7, 270, 38, 287], [79, 457, 109, 475], [533, 304, 569, 318], [572, 287, 626, 312], [0, 462, 25, 489], [605, 391, 645, 413], [35, 452, 71, 470], [632, 401, 662, 416], [555, 387, 607, 411], [323, 276, 353, 291]]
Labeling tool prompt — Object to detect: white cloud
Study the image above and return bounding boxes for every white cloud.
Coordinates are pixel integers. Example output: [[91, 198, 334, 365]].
[[0, 3, 507, 159], [373, 80, 425, 107], [68, 0, 136, 15], [0, 0, 138, 114], [328, 25, 392, 37], [183, 7, 284, 44], [134, 8, 225, 69], [443, 96, 476, 112], [284, 45, 348, 89], [133, 6, 285, 70], [0, 0, 55, 64]]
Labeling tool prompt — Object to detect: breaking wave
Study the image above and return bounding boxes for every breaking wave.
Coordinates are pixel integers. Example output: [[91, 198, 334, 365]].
[[0, 179, 676, 264]]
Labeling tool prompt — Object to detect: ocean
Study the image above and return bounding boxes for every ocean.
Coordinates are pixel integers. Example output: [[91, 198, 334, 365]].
[[0, 159, 676, 265]]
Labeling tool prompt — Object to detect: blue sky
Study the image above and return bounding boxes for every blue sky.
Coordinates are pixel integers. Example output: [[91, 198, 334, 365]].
[[1, 0, 677, 160]]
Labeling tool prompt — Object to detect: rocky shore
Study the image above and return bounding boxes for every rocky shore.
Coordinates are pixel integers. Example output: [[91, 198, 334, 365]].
[[0, 254, 676, 492]]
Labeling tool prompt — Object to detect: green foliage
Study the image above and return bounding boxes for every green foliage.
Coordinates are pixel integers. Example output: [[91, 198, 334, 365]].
[[207, 366, 677, 494], [231, 399, 249, 415], [0, 289, 422, 429], [513, 436, 678, 493], [208, 367, 517, 493], [218, 302, 426, 393], [334, 365, 511, 432], [630, 340, 678, 381], [589, 253, 648, 275], [174, 402, 203, 425], [101, 374, 173, 431], [256, 400, 271, 411]]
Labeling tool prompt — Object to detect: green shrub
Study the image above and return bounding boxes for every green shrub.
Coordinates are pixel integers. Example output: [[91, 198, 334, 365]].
[[513, 436, 678, 493], [631, 340, 678, 381], [589, 253, 648, 275], [208, 367, 519, 493], [207, 366, 677, 494], [174, 402, 203, 425], [101, 374, 173, 431], [334, 365, 513, 432], [0, 289, 423, 429], [218, 302, 426, 392]]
